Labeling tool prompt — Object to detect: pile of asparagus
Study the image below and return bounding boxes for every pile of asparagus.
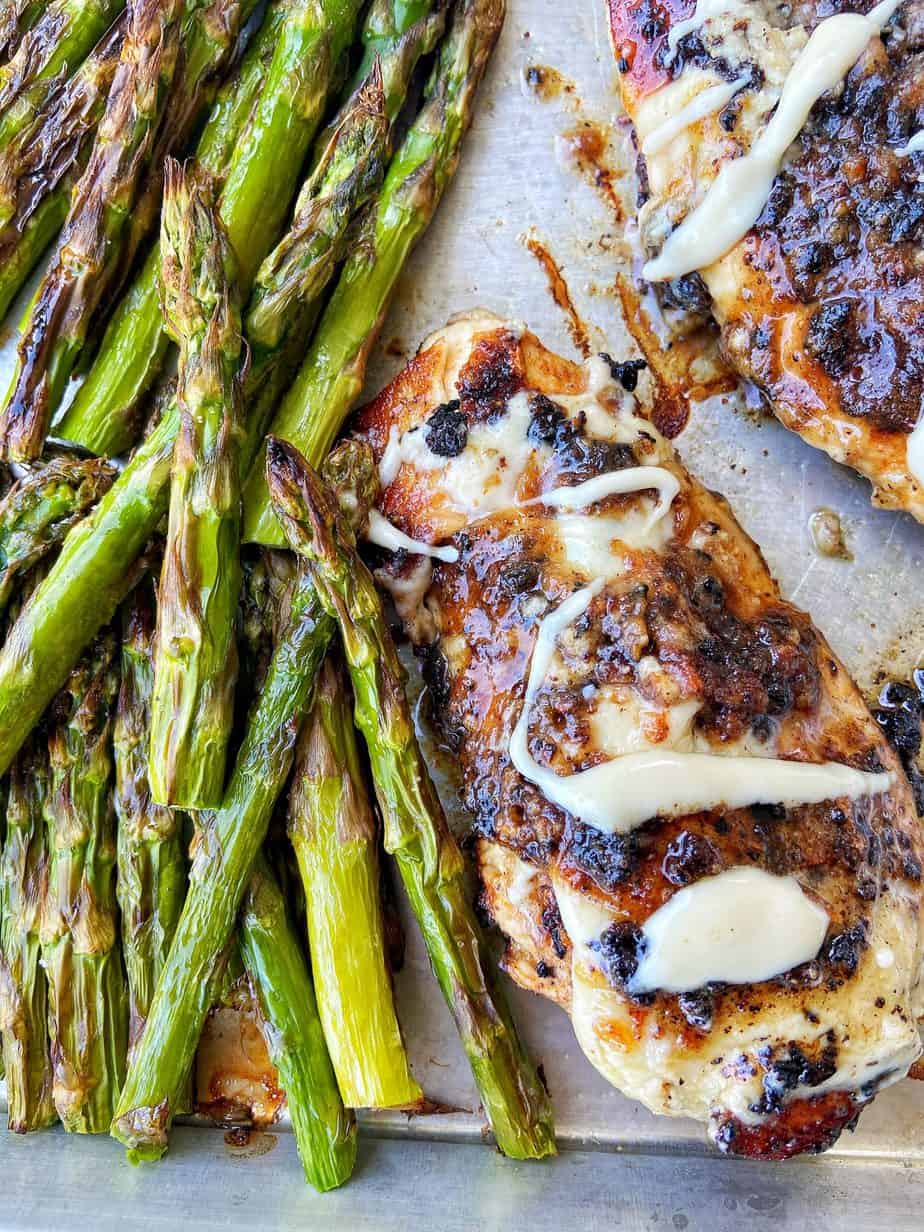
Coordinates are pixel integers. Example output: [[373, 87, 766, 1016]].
[[0, 0, 557, 1190]]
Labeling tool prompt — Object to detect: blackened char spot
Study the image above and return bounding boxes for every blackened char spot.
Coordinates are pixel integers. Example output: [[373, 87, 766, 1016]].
[[424, 400, 467, 457], [804, 300, 854, 377], [678, 988, 716, 1031], [825, 922, 868, 975], [751, 1040, 839, 1117], [542, 901, 569, 959], [661, 830, 721, 886], [456, 333, 523, 421], [566, 822, 638, 892], [599, 352, 647, 392], [595, 920, 647, 987], [527, 392, 637, 480]]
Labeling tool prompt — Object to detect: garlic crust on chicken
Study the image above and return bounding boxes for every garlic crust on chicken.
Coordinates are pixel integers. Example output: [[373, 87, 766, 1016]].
[[607, 0, 924, 520], [349, 311, 924, 1159]]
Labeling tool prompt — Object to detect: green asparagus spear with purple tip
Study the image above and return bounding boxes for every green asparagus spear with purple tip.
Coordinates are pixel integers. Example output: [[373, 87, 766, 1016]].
[[41, 630, 128, 1132], [148, 159, 244, 809], [243, 0, 505, 543], [240, 855, 357, 1190], [266, 436, 556, 1160]]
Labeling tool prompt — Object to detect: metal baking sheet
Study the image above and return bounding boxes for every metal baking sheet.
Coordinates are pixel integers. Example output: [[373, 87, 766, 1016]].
[[2, 0, 923, 1225]]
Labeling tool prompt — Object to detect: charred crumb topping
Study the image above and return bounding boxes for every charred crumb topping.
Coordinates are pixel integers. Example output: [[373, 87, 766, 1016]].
[[527, 392, 639, 482], [424, 400, 467, 456], [873, 674, 924, 813]]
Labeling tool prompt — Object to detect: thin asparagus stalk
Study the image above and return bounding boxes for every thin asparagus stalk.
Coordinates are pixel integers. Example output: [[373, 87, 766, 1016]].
[[0, 454, 114, 614], [241, 61, 388, 451], [0, 13, 125, 321], [147, 159, 244, 809], [57, 0, 290, 453], [240, 855, 357, 1191], [0, 0, 186, 462], [41, 630, 128, 1133], [108, 0, 261, 310], [0, 0, 126, 163], [289, 651, 422, 1108], [267, 437, 556, 1160], [327, 0, 447, 139], [110, 447, 379, 1162], [114, 577, 187, 1058], [59, 0, 366, 459], [0, 712, 56, 1131], [0, 0, 50, 62], [243, 0, 505, 543]]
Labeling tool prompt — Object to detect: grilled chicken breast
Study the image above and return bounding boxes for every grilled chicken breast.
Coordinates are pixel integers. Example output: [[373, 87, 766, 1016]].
[[350, 311, 924, 1159], [607, 0, 924, 520]]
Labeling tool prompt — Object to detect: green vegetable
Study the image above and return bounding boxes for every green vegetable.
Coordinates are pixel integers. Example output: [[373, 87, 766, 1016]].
[[148, 158, 244, 808], [289, 652, 422, 1108], [110, 446, 379, 1162], [240, 856, 357, 1190], [41, 631, 128, 1133], [266, 435, 557, 1160], [243, 0, 505, 543]]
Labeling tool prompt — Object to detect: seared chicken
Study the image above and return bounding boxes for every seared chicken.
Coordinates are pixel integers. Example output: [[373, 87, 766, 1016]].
[[350, 311, 924, 1159], [607, 0, 924, 520]]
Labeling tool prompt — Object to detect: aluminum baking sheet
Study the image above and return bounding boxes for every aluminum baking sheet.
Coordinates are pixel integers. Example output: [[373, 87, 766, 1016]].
[[1, 0, 923, 1225]]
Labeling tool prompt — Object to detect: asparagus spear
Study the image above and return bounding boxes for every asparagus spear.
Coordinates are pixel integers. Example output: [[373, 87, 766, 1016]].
[[240, 855, 357, 1191], [41, 630, 128, 1133], [59, 0, 366, 459], [267, 437, 556, 1160], [0, 13, 125, 321], [0, 0, 126, 163], [0, 454, 114, 614], [114, 577, 187, 1057], [0, 8, 393, 772], [111, 446, 379, 1162], [58, 2, 289, 455], [243, 0, 505, 543], [108, 0, 261, 312], [0, 723, 56, 1132], [240, 62, 389, 456], [0, 0, 185, 462], [0, 0, 49, 63], [148, 159, 244, 809], [289, 651, 422, 1108], [327, 0, 447, 139]]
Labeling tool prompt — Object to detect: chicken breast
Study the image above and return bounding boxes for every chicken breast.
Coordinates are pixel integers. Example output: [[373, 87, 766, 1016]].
[[350, 311, 924, 1159], [607, 0, 924, 520]]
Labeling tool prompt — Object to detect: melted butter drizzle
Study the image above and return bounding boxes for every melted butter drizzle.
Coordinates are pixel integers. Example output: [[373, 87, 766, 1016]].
[[642, 75, 750, 156]]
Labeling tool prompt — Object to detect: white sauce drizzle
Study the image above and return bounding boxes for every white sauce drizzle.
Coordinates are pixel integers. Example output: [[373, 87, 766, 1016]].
[[644, 0, 905, 281], [667, 0, 747, 50], [897, 130, 924, 156], [365, 509, 460, 563], [521, 466, 680, 522], [642, 76, 751, 156], [510, 584, 893, 834], [628, 867, 829, 994]]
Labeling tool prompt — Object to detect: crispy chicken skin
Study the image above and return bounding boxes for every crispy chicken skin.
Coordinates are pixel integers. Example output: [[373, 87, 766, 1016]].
[[607, 0, 924, 519], [349, 311, 924, 1159]]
